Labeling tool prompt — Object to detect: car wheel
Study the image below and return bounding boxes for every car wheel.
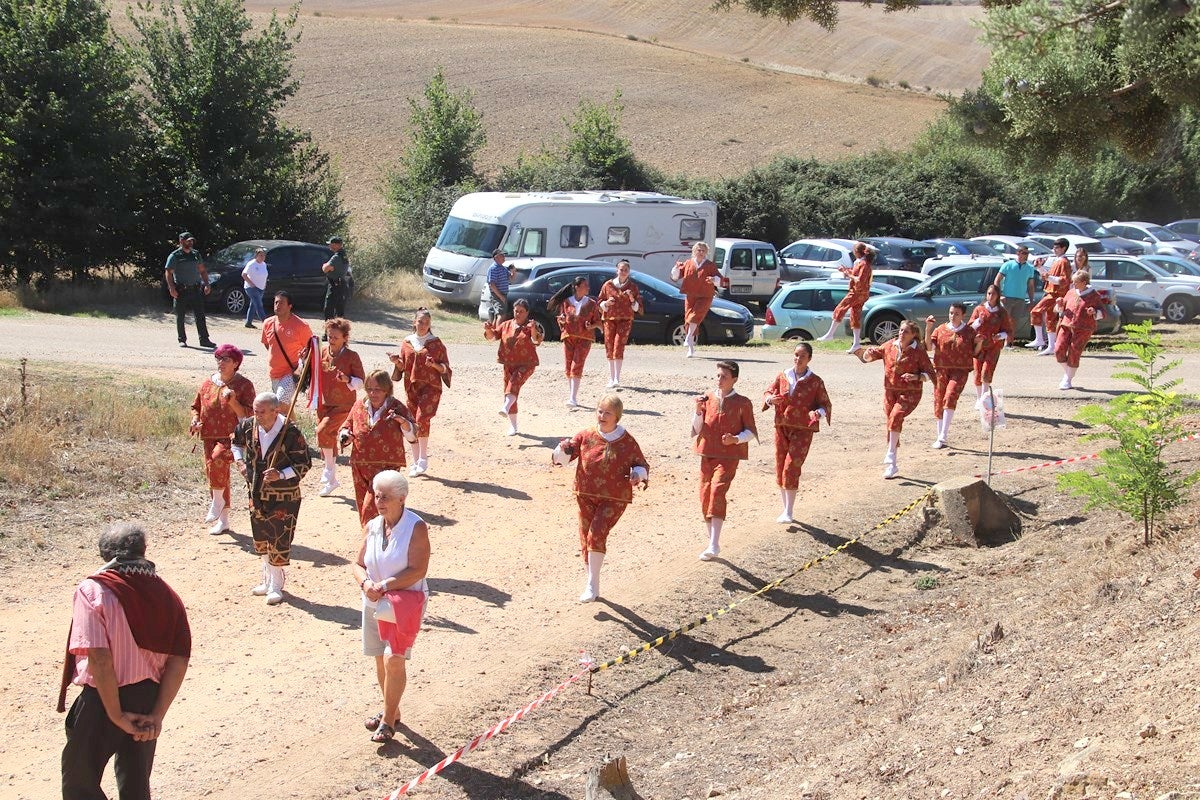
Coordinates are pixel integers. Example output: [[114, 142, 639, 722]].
[[1163, 296, 1195, 323], [530, 313, 558, 341], [223, 287, 248, 316], [868, 313, 904, 344], [782, 329, 812, 341], [668, 318, 687, 346]]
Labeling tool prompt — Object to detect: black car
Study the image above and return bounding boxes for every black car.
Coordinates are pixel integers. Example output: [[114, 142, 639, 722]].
[[504, 266, 754, 345], [203, 239, 349, 315], [923, 238, 997, 257], [861, 237, 938, 272]]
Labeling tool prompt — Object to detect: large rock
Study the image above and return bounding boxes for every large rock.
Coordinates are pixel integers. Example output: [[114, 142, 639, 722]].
[[930, 476, 1021, 547]]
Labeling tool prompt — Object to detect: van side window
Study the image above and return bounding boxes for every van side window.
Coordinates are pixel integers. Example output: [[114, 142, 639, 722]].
[[521, 229, 546, 257], [730, 248, 753, 271], [607, 227, 630, 245], [781, 290, 812, 310], [560, 225, 589, 248], [679, 219, 705, 241], [755, 249, 778, 271]]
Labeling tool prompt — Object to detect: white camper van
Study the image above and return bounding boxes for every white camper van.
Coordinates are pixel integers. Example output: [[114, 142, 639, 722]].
[[421, 191, 717, 306]]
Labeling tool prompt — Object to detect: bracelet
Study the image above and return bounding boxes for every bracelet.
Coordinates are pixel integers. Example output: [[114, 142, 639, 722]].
[[360, 578, 369, 590]]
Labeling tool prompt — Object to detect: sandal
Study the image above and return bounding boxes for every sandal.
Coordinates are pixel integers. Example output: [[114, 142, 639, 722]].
[[364, 712, 383, 732], [370, 722, 395, 743]]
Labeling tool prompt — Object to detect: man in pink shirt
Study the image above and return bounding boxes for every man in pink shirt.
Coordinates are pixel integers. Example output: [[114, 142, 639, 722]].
[[58, 524, 191, 800]]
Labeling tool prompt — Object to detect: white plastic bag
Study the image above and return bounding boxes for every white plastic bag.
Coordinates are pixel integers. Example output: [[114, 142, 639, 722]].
[[975, 386, 1006, 432]]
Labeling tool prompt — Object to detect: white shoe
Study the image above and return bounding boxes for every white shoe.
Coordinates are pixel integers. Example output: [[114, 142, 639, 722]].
[[685, 346, 695, 358], [565, 398, 578, 407], [847, 344, 862, 354], [204, 507, 218, 524], [1059, 378, 1073, 390], [506, 426, 519, 436], [408, 464, 420, 477], [208, 512, 229, 534], [776, 513, 794, 524], [265, 589, 284, 605], [1038, 347, 1054, 356], [816, 330, 836, 342], [251, 581, 269, 596], [605, 379, 616, 388], [497, 408, 508, 417], [931, 439, 946, 450], [883, 463, 899, 479], [698, 546, 720, 561], [1025, 340, 1044, 349], [318, 479, 339, 497], [578, 586, 598, 603], [414, 459, 428, 475]]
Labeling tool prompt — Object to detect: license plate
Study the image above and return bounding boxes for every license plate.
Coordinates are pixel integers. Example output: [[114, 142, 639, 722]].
[[429, 279, 451, 290], [730, 286, 751, 294]]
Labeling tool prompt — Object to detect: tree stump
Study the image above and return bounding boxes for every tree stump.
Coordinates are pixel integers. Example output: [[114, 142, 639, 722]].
[[929, 476, 1021, 547], [585, 755, 641, 800]]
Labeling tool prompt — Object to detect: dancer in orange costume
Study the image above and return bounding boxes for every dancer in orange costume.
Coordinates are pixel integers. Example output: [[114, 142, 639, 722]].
[[923, 303, 978, 450], [1028, 237, 1071, 353], [315, 318, 365, 497], [598, 259, 642, 388], [338, 371, 416, 528], [693, 360, 757, 561], [483, 298, 543, 436], [551, 394, 649, 603], [968, 284, 1015, 400], [549, 275, 601, 408], [190, 344, 256, 534], [389, 307, 451, 476], [817, 242, 874, 352], [854, 321, 935, 479], [762, 342, 831, 523], [1054, 270, 1107, 390], [671, 242, 719, 358]]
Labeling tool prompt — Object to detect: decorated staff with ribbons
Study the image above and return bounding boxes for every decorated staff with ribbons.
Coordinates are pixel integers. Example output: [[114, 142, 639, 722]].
[[352, 470, 430, 744], [314, 318, 364, 497], [389, 307, 451, 477], [924, 303, 978, 450], [968, 283, 1015, 401], [1053, 269, 1107, 390], [854, 320, 936, 479], [598, 259, 642, 388], [762, 342, 831, 524], [671, 241, 719, 358], [549, 275, 601, 408], [1028, 237, 1071, 354], [232, 391, 312, 605], [338, 370, 416, 528], [58, 523, 191, 800], [692, 360, 757, 562], [483, 298, 543, 436], [190, 345, 255, 535], [552, 393, 649, 603], [817, 242, 874, 352]]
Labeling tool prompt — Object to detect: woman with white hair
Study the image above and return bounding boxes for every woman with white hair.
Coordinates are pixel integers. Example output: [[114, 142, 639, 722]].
[[351, 470, 430, 744]]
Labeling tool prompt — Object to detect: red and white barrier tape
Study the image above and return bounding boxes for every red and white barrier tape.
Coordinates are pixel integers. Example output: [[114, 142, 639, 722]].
[[383, 656, 594, 799], [976, 431, 1200, 479]]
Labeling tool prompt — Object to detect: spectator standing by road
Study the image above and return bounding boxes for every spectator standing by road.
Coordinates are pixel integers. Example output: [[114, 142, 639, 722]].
[[241, 246, 269, 329], [58, 523, 191, 800], [261, 290, 313, 405], [164, 232, 215, 349], [484, 248, 510, 324], [322, 236, 350, 334], [994, 245, 1036, 345]]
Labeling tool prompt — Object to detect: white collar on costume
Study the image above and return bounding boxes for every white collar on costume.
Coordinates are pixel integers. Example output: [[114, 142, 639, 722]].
[[598, 425, 625, 442]]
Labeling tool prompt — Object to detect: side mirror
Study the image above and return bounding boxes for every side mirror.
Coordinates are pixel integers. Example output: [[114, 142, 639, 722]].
[[914, 287, 933, 298]]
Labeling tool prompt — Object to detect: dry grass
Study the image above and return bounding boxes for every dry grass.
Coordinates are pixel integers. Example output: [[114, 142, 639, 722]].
[[0, 289, 19, 310], [14, 279, 163, 318], [358, 267, 430, 306]]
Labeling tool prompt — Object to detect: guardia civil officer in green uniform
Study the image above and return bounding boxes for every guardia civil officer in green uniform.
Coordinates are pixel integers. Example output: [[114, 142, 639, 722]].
[[322, 236, 350, 328], [165, 232, 216, 349]]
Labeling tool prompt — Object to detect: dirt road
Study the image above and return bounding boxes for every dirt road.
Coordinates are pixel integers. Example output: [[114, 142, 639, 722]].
[[2, 308, 1195, 799]]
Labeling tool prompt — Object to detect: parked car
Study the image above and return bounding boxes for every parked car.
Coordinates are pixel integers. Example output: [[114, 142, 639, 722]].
[[1017, 214, 1149, 255], [921, 253, 1004, 277], [1085, 255, 1200, 323], [861, 237, 937, 272], [760, 280, 895, 341], [1165, 219, 1200, 244], [1023, 233, 1105, 258], [500, 265, 754, 345], [1105, 221, 1200, 260], [923, 238, 998, 258], [1113, 292, 1163, 326], [204, 239, 346, 315], [1141, 253, 1200, 278], [971, 235, 1053, 258], [712, 237, 781, 308], [477, 258, 603, 321], [778, 238, 856, 281], [860, 263, 1120, 344]]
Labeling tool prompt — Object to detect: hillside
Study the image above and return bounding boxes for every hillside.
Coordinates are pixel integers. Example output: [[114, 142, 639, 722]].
[[231, 2, 966, 238]]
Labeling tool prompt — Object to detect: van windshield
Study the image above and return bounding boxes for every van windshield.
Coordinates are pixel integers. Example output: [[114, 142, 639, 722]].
[[434, 216, 506, 258]]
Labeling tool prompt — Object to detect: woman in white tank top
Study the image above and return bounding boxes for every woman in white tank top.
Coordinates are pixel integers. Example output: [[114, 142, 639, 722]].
[[351, 470, 430, 743]]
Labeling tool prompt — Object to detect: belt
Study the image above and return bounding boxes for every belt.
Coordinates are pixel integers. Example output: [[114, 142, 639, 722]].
[[328, 279, 345, 286]]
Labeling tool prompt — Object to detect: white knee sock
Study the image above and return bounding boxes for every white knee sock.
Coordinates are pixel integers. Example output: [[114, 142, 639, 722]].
[[709, 518, 724, 552], [886, 431, 899, 462], [568, 377, 580, 405], [941, 409, 954, 440], [502, 394, 515, 413], [507, 413, 519, 434], [211, 489, 225, 517], [850, 328, 862, 349], [580, 551, 604, 601], [781, 489, 796, 518], [418, 437, 429, 464], [614, 359, 623, 382], [1044, 331, 1057, 352], [321, 448, 336, 480], [817, 319, 838, 340], [1066, 365, 1077, 380]]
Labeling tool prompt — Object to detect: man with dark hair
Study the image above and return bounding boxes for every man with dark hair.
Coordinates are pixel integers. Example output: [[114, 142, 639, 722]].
[[692, 359, 757, 561], [59, 523, 191, 800], [994, 245, 1036, 345], [484, 248, 510, 324], [261, 290, 313, 405], [164, 231, 216, 349], [321, 236, 350, 329]]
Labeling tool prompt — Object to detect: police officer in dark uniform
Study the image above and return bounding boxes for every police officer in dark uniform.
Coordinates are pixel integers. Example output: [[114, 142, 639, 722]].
[[322, 236, 350, 329], [165, 232, 216, 349]]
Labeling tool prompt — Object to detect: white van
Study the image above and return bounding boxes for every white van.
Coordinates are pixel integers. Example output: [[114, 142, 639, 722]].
[[712, 237, 781, 308], [422, 191, 717, 306]]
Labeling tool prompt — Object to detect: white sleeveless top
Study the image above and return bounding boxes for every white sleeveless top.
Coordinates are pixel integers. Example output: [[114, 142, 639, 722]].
[[363, 509, 429, 595]]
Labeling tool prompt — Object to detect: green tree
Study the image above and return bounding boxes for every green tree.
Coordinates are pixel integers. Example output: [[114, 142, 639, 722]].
[[713, 0, 918, 30], [369, 68, 486, 276], [1057, 321, 1200, 545], [129, 0, 345, 263], [0, 0, 146, 286], [563, 93, 655, 190]]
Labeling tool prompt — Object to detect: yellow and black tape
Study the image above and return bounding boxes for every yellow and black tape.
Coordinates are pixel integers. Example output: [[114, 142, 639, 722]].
[[589, 490, 932, 673]]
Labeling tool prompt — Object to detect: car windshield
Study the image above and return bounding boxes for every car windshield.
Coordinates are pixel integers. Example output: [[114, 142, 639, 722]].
[[434, 216, 507, 258], [1077, 220, 1112, 237], [957, 241, 996, 256], [1145, 225, 1186, 242], [1017, 239, 1053, 255], [212, 243, 259, 269]]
